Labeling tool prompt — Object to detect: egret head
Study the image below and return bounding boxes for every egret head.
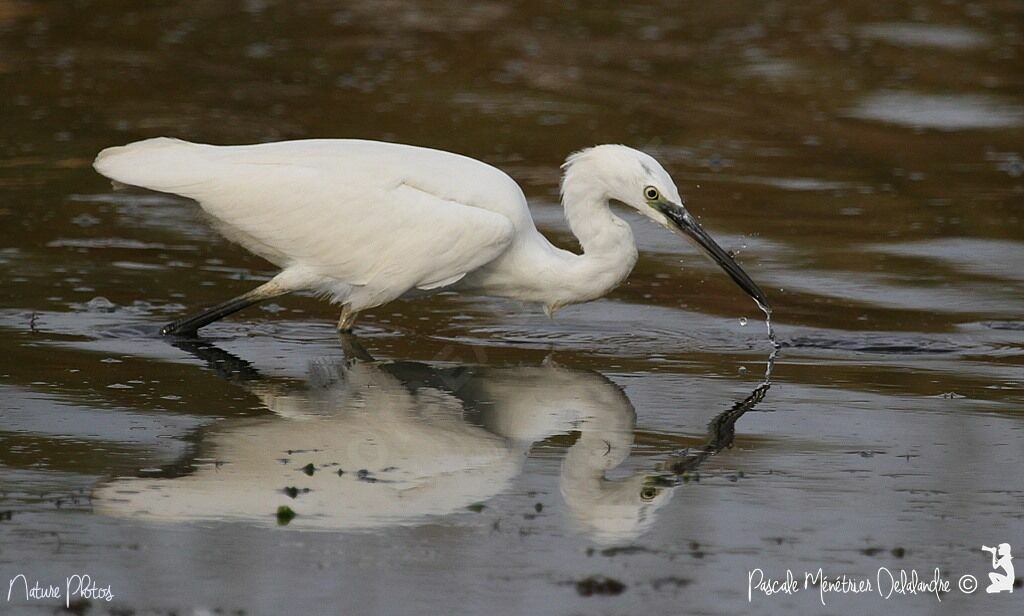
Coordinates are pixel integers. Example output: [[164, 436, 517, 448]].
[[563, 145, 770, 312], [561, 472, 676, 544]]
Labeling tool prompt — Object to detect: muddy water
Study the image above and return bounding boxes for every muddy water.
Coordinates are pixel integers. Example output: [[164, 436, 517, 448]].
[[1, 1, 1022, 614]]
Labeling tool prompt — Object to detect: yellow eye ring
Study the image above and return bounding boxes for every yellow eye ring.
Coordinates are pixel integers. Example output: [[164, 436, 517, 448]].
[[644, 186, 660, 201]]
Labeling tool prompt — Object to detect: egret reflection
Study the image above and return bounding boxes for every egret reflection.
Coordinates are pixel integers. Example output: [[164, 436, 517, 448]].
[[95, 338, 773, 542]]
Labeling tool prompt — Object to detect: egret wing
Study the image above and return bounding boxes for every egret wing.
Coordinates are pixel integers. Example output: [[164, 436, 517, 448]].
[[93, 138, 517, 294]]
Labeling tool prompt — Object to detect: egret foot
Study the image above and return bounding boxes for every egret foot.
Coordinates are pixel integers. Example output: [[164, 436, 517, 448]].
[[160, 280, 287, 336], [336, 306, 359, 332]]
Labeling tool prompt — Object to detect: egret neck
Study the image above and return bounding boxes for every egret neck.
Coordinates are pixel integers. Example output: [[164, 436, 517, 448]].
[[531, 161, 639, 316]]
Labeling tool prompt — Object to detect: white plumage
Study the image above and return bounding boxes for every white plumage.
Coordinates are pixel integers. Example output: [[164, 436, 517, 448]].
[[94, 138, 769, 335]]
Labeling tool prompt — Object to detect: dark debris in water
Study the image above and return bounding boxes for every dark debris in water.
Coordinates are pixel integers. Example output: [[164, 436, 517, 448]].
[[300, 463, 316, 476], [276, 505, 296, 526], [63, 598, 91, 615], [573, 576, 626, 597], [651, 576, 691, 591], [0, 510, 12, 521], [466, 503, 486, 513], [862, 546, 908, 558], [282, 486, 310, 499], [599, 545, 656, 557]]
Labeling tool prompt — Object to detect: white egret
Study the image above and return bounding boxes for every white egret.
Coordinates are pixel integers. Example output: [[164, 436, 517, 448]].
[[93, 138, 770, 336]]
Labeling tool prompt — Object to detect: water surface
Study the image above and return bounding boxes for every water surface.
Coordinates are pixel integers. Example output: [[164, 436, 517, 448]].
[[1, 1, 1022, 614]]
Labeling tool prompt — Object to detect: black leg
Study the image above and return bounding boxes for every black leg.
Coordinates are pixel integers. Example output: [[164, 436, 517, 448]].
[[160, 281, 287, 336]]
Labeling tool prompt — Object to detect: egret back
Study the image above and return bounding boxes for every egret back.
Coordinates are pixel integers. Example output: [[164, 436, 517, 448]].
[[92, 138, 520, 307]]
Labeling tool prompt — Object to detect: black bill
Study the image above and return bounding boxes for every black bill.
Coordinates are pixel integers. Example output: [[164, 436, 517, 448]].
[[658, 201, 771, 313]]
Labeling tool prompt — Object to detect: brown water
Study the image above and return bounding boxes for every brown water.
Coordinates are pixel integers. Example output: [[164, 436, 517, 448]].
[[1, 1, 1022, 614]]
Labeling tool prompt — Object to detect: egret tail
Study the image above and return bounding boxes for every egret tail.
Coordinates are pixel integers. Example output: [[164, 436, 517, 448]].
[[160, 280, 287, 336], [93, 137, 212, 195]]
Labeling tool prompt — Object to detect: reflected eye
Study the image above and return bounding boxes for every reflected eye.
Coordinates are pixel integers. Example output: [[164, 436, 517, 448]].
[[643, 186, 660, 201], [640, 487, 658, 502]]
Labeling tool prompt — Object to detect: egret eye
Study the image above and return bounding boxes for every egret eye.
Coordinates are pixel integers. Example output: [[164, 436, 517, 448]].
[[643, 186, 660, 201], [640, 487, 658, 502]]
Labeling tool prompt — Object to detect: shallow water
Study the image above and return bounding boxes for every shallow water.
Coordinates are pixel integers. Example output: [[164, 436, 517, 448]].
[[1, 1, 1022, 614]]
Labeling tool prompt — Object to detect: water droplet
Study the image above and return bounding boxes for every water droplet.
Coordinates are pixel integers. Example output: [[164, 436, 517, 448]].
[[739, 317, 748, 326], [86, 296, 116, 312]]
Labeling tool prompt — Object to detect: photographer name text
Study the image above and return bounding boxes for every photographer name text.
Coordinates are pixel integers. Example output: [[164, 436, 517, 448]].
[[747, 567, 979, 605]]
